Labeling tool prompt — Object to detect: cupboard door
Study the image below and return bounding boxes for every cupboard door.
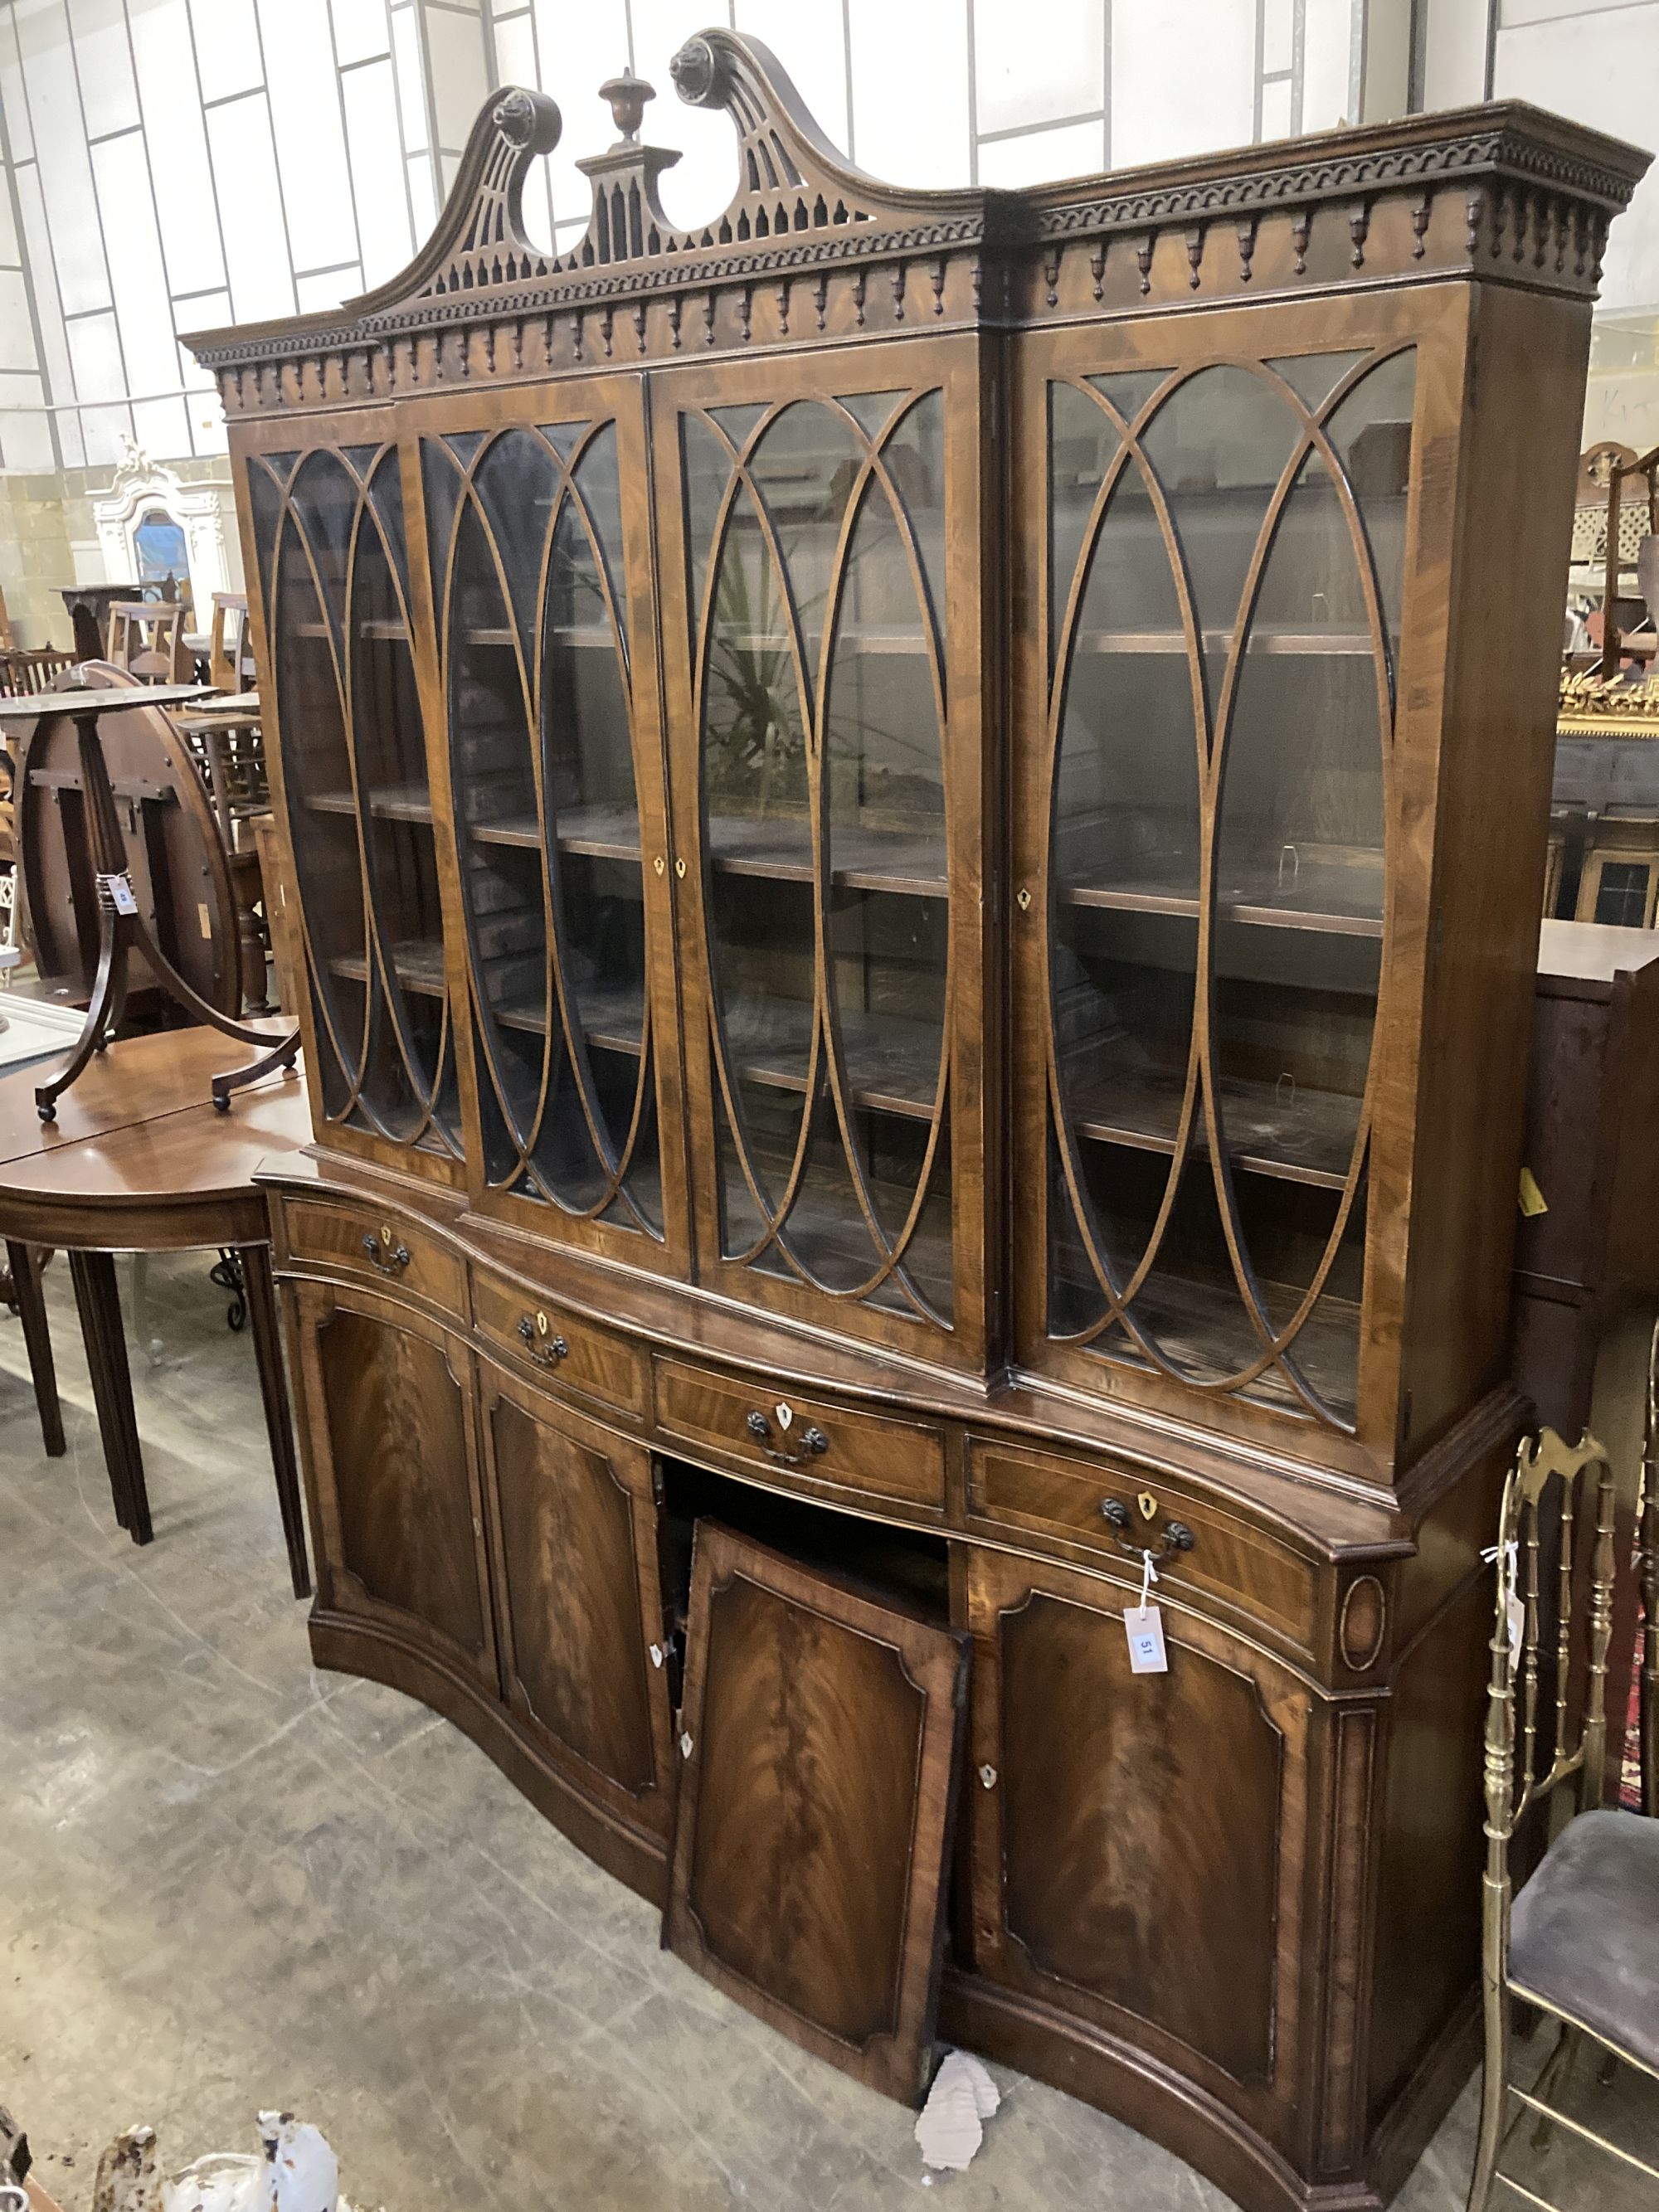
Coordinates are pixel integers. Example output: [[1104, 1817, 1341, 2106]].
[[241, 422, 462, 1170], [406, 376, 688, 1268], [666, 1523, 968, 2103], [654, 340, 990, 1367], [965, 1548, 1311, 2144], [290, 1281, 495, 1686], [477, 1361, 674, 1840], [1017, 318, 1423, 1446]]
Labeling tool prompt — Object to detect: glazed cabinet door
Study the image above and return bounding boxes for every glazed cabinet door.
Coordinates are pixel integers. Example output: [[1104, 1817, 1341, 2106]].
[[288, 1280, 496, 1687], [475, 1358, 675, 1844], [666, 1523, 969, 2103], [963, 1548, 1313, 2156], [235, 413, 464, 1179], [401, 376, 689, 1270], [1013, 300, 1455, 1470], [652, 338, 993, 1368]]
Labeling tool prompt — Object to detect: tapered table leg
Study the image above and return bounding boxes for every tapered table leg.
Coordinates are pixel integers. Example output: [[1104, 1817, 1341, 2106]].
[[6, 1240, 65, 1457], [238, 1242, 311, 1600], [66, 1249, 152, 1545]]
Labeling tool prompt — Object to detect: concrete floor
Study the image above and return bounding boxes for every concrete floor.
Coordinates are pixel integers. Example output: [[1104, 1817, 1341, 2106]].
[[2, 1254, 1657, 2211]]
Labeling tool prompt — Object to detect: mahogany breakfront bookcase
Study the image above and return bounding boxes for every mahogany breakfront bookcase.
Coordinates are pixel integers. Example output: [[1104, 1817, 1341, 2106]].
[[187, 38, 1645, 2210]]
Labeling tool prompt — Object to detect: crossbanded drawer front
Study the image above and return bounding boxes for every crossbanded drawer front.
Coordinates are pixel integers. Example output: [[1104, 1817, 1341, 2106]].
[[471, 1266, 649, 1420], [966, 1438, 1318, 1652], [654, 1358, 947, 1517], [279, 1198, 466, 1319]]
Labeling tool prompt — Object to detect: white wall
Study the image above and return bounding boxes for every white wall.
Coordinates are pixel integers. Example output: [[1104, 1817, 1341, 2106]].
[[2, 0, 1657, 470]]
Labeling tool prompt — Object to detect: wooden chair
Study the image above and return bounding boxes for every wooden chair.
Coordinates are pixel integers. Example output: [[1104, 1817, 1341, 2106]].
[[105, 600, 189, 683], [0, 647, 75, 698], [1466, 1427, 1659, 2212], [207, 591, 255, 692]]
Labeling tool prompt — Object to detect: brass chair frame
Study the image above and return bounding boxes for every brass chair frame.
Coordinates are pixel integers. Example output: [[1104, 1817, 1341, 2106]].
[[1467, 1426, 1659, 2211]]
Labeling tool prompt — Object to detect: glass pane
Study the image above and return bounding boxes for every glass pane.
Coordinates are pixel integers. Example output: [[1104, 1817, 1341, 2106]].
[[1593, 860, 1652, 927], [268, 447, 457, 1156], [348, 454, 450, 1143], [693, 387, 952, 1325], [1045, 351, 1412, 1428], [430, 421, 659, 1232]]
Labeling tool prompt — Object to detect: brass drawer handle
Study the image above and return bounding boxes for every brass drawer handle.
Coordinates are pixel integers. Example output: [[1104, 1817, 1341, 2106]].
[[745, 1407, 829, 1468], [361, 1232, 411, 1275], [518, 1313, 568, 1364], [1100, 1496, 1194, 1561]]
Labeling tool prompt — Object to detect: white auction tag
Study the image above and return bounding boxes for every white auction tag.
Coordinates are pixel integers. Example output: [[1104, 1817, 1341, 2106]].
[[106, 873, 138, 916], [1125, 1603, 1168, 1675]]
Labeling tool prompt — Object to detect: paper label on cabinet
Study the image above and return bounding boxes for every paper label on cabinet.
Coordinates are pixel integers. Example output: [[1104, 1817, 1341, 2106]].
[[1125, 1604, 1168, 1675]]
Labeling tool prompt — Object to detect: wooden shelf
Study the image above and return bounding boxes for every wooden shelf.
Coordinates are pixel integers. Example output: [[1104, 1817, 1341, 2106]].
[[1062, 863, 1382, 938], [739, 1174, 953, 1311], [330, 938, 446, 997], [715, 626, 930, 657], [1065, 1057, 1361, 1189], [1092, 1270, 1359, 1417], [491, 980, 645, 1056], [708, 812, 946, 898], [289, 616, 409, 642], [309, 782, 435, 825], [469, 802, 642, 860], [460, 625, 615, 649], [1070, 625, 1379, 658], [722, 997, 943, 1120]]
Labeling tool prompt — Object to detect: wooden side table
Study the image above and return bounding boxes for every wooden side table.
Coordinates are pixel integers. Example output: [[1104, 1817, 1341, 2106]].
[[0, 1027, 313, 1596]]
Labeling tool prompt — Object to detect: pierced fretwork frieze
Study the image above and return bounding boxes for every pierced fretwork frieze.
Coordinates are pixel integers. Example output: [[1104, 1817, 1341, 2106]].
[[185, 36, 1646, 413]]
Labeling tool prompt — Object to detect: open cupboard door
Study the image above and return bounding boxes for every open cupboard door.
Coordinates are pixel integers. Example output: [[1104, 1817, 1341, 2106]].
[[664, 1522, 969, 2103]]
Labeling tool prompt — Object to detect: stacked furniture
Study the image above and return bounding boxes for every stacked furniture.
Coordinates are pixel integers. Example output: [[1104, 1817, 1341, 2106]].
[[185, 41, 1647, 2212]]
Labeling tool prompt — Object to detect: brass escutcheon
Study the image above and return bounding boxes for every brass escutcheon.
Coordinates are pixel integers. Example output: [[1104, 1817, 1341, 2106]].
[[1137, 1490, 1158, 1522]]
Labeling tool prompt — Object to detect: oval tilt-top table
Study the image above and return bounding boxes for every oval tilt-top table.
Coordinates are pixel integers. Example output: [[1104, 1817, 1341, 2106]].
[[0, 1026, 313, 1596]]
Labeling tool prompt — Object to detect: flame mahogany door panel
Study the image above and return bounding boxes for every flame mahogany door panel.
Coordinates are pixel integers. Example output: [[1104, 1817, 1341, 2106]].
[[665, 1522, 969, 2103], [475, 1357, 676, 1843], [963, 1548, 1314, 2155], [289, 1279, 496, 1689]]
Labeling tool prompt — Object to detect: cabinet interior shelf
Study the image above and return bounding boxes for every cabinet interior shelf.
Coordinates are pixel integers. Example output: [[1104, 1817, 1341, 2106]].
[[461, 625, 615, 649], [490, 980, 645, 1054], [329, 938, 446, 996], [465, 805, 947, 897], [291, 617, 408, 642], [1061, 877, 1382, 938], [1092, 1269, 1359, 1417], [1069, 625, 1380, 658], [469, 801, 641, 860], [1065, 1059, 1360, 1189], [713, 627, 929, 657], [708, 813, 946, 897], [311, 781, 435, 825]]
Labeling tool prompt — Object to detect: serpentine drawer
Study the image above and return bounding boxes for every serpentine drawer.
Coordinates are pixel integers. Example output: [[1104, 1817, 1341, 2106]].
[[966, 1437, 1319, 1653], [654, 1358, 948, 1520], [277, 1197, 467, 1320], [471, 1264, 649, 1420]]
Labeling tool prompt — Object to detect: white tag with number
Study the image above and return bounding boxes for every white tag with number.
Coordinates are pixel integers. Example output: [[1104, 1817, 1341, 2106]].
[[1125, 1603, 1168, 1675], [107, 873, 138, 916]]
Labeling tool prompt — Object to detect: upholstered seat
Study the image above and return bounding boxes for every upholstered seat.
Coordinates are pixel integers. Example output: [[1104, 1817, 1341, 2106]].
[[1508, 1808, 1659, 2069]]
